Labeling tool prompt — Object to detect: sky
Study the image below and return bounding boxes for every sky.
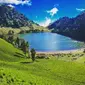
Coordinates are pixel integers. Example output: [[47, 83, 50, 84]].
[[0, 0, 85, 27]]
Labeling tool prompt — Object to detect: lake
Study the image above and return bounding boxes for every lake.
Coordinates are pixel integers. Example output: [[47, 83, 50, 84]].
[[20, 33, 84, 52]]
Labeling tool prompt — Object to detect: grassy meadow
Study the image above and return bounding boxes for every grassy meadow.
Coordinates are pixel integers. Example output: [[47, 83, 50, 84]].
[[0, 28, 21, 35], [0, 26, 49, 36], [0, 38, 85, 85]]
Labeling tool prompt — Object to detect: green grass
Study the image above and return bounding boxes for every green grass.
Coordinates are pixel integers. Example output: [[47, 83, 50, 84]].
[[0, 28, 20, 35], [1, 38, 85, 85], [1, 58, 85, 85], [0, 26, 49, 35], [0, 38, 24, 62]]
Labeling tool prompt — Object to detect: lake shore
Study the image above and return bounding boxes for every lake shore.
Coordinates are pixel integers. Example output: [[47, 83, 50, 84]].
[[36, 48, 85, 55]]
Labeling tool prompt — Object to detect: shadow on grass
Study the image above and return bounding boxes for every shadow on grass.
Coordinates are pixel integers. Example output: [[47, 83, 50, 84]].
[[14, 52, 25, 58], [20, 60, 39, 64], [20, 61, 33, 64]]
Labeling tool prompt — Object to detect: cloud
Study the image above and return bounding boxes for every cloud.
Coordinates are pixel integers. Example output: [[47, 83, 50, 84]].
[[54, 4, 59, 7], [8, 4, 15, 8], [0, 0, 32, 5], [47, 7, 59, 16], [76, 8, 85, 12], [39, 17, 52, 27]]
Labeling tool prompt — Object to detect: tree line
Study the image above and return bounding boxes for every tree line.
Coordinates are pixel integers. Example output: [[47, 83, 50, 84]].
[[0, 30, 36, 62]]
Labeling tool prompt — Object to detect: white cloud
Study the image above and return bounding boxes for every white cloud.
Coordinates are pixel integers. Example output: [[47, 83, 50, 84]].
[[76, 8, 85, 12], [39, 17, 52, 27], [0, 0, 32, 5], [8, 4, 15, 8], [47, 7, 59, 16]]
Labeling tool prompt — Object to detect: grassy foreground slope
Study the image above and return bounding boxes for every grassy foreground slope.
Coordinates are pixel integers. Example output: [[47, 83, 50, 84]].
[[1, 38, 85, 85], [0, 38, 24, 62]]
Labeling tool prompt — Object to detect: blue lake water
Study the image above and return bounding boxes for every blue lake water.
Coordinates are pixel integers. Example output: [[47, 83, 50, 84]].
[[20, 33, 84, 52]]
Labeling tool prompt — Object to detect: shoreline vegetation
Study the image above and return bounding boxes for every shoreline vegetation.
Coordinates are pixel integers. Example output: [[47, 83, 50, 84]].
[[0, 27, 50, 34], [36, 48, 85, 59], [36, 48, 85, 55]]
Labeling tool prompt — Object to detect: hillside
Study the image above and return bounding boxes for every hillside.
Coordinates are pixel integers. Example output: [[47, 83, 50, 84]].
[[48, 11, 85, 41], [1, 38, 85, 85], [0, 5, 33, 28], [0, 5, 48, 32], [0, 38, 24, 62]]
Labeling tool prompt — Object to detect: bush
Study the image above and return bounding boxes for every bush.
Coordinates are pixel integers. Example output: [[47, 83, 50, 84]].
[[83, 49, 85, 53], [31, 48, 36, 62]]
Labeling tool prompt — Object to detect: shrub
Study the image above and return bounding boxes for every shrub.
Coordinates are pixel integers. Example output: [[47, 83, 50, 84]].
[[31, 48, 36, 62]]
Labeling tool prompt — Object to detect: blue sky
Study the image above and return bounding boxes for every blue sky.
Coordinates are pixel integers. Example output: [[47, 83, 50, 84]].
[[0, 0, 85, 26]]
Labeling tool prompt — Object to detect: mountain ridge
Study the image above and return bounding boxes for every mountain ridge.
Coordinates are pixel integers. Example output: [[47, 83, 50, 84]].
[[48, 11, 85, 41], [0, 4, 39, 28]]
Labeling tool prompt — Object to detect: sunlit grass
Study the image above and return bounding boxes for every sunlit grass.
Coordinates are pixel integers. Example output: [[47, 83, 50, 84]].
[[0, 27, 20, 35], [0, 38, 85, 85]]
